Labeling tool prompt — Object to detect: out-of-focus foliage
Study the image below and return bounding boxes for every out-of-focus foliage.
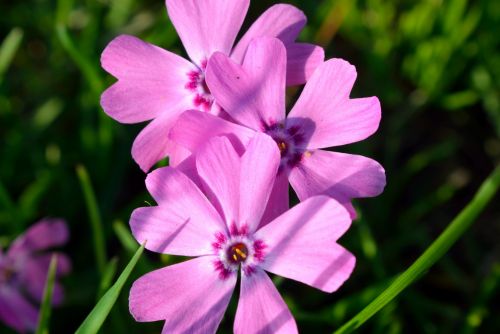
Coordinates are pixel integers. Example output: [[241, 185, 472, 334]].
[[0, 0, 499, 333]]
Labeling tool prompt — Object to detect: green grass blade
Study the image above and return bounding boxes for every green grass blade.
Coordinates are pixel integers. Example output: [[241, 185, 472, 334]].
[[112, 220, 138, 254], [76, 165, 107, 276], [98, 257, 118, 298], [334, 165, 500, 334], [75, 243, 144, 334], [0, 27, 23, 82], [54, 0, 103, 98], [35, 255, 58, 334]]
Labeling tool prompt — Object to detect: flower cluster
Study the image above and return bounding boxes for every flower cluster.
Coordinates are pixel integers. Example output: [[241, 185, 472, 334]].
[[0, 219, 71, 333], [101, 0, 386, 333]]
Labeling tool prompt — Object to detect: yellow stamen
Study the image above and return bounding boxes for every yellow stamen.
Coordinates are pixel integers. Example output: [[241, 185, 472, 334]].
[[278, 142, 287, 153], [232, 254, 238, 261], [234, 248, 247, 259]]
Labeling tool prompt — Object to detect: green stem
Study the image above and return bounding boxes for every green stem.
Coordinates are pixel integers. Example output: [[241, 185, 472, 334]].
[[76, 165, 107, 276], [35, 255, 58, 334], [334, 165, 500, 334]]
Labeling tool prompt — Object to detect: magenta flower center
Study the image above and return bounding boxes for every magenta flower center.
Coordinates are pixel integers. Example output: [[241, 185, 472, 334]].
[[0, 258, 16, 284], [264, 121, 305, 170], [185, 59, 213, 112], [212, 225, 266, 280]]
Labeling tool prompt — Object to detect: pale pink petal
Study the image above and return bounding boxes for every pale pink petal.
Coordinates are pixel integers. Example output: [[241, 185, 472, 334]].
[[259, 172, 290, 228], [240, 37, 287, 125], [289, 150, 386, 204], [131, 113, 179, 172], [205, 52, 261, 130], [167, 143, 191, 167], [288, 59, 381, 148], [231, 4, 306, 63], [8, 219, 68, 257], [234, 268, 297, 334], [207, 38, 287, 129], [129, 256, 236, 334], [255, 196, 355, 292], [196, 136, 241, 225], [132, 167, 225, 255], [286, 43, 325, 86], [166, 0, 249, 66], [239, 133, 280, 233], [101, 35, 194, 123], [0, 286, 39, 333], [169, 110, 255, 154], [174, 153, 202, 189], [131, 206, 221, 257]]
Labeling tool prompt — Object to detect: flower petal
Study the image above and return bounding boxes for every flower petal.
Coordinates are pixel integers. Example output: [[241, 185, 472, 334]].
[[0, 286, 39, 333], [285, 43, 325, 86], [256, 196, 355, 292], [132, 167, 225, 256], [131, 113, 179, 172], [101, 35, 193, 123], [288, 58, 381, 148], [196, 136, 241, 226], [169, 110, 255, 155], [231, 4, 306, 63], [131, 206, 220, 256], [239, 133, 281, 233], [129, 256, 236, 334], [206, 37, 287, 129], [8, 219, 68, 257], [289, 150, 386, 204], [259, 171, 290, 229], [167, 143, 192, 167], [166, 0, 249, 66], [234, 268, 297, 334]]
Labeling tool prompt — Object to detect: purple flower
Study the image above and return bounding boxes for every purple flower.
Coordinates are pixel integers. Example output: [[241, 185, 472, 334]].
[[100, 0, 324, 172], [170, 37, 386, 222], [129, 133, 355, 333], [0, 219, 71, 333]]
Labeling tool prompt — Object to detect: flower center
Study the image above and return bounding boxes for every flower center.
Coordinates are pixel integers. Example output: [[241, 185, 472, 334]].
[[277, 140, 288, 156], [227, 242, 248, 264], [0, 260, 15, 284], [264, 122, 306, 170], [185, 60, 213, 112], [211, 225, 267, 280]]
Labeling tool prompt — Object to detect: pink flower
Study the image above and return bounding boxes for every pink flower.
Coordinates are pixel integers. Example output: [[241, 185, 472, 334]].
[[101, 0, 324, 172], [170, 37, 386, 223], [129, 134, 355, 333], [0, 219, 71, 333]]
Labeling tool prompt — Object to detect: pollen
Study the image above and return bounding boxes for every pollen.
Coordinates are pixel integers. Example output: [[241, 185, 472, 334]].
[[227, 242, 249, 264], [277, 141, 287, 155]]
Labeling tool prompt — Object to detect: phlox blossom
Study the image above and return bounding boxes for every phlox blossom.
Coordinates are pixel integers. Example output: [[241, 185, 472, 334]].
[[129, 134, 355, 333], [170, 37, 386, 222], [0, 219, 71, 333], [100, 0, 324, 171]]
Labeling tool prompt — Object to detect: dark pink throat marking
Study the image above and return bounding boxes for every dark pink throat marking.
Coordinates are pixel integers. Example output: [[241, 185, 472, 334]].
[[185, 59, 212, 112], [212, 224, 267, 280], [264, 121, 306, 171]]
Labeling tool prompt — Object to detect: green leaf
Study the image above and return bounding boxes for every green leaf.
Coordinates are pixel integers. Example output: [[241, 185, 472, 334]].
[[98, 257, 118, 298], [76, 165, 107, 276], [334, 165, 500, 334], [75, 243, 144, 334], [112, 220, 139, 254], [35, 255, 58, 334]]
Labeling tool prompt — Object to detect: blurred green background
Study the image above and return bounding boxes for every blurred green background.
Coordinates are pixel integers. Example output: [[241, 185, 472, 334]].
[[1, 0, 499, 333]]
